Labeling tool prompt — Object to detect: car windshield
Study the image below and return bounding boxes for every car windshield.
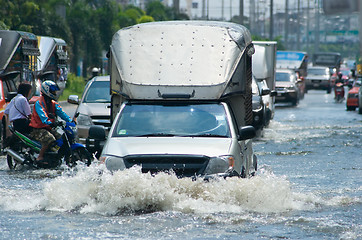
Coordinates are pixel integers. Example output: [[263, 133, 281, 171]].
[[83, 81, 110, 103], [276, 72, 292, 82], [113, 103, 231, 138], [308, 68, 328, 75]]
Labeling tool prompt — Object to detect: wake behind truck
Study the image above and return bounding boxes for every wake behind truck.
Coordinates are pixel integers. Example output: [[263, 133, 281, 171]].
[[95, 21, 257, 178]]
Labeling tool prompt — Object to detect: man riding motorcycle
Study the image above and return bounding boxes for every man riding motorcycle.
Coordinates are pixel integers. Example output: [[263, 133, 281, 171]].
[[29, 80, 72, 163]]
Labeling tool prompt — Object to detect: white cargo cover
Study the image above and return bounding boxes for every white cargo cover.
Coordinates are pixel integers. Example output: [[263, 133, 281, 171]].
[[252, 41, 277, 82], [110, 21, 253, 100]]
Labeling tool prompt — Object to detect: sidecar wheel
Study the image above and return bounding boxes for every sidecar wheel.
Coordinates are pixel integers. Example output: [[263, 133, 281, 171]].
[[69, 148, 92, 167]]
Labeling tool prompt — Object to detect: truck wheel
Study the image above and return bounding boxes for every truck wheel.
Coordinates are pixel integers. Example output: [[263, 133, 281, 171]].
[[359, 107, 362, 114], [327, 87, 331, 94]]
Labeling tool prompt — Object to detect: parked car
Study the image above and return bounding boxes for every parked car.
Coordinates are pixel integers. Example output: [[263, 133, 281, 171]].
[[346, 77, 361, 111], [305, 66, 332, 93], [275, 69, 300, 106], [68, 75, 111, 143]]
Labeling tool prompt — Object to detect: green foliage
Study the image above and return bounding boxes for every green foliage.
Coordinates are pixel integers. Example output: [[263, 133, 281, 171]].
[[0, 21, 9, 30], [146, 1, 168, 21], [0, 0, 189, 78], [59, 73, 85, 101], [138, 15, 154, 24]]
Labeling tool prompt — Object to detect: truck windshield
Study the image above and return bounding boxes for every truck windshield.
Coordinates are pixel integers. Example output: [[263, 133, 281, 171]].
[[113, 103, 231, 138]]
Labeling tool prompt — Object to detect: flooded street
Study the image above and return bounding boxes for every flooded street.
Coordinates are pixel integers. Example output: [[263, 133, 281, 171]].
[[0, 90, 361, 240]]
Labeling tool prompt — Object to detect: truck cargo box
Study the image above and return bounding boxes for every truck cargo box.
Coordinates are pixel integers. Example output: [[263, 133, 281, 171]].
[[252, 41, 277, 89], [110, 21, 255, 126]]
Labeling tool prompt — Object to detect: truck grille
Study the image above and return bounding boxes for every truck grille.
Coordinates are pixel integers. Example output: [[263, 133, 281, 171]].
[[123, 154, 210, 177]]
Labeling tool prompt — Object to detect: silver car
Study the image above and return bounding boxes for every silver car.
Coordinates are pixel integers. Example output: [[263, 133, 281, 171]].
[[306, 66, 332, 93], [68, 76, 111, 143]]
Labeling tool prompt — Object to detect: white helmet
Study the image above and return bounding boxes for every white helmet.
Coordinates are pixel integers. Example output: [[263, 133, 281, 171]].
[[41, 80, 60, 100]]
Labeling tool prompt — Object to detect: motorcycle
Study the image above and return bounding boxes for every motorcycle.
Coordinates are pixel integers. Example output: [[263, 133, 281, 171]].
[[334, 82, 345, 103], [5, 115, 93, 170]]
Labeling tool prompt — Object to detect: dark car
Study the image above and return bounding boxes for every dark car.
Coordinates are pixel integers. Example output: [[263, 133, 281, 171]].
[[275, 69, 300, 106]]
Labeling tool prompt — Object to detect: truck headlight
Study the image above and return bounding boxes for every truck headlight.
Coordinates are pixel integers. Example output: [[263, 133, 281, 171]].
[[100, 155, 126, 171], [204, 155, 234, 175], [77, 113, 93, 126]]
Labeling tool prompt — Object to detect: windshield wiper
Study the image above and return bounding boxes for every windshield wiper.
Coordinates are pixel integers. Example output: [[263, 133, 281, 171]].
[[184, 134, 228, 138], [136, 133, 177, 137]]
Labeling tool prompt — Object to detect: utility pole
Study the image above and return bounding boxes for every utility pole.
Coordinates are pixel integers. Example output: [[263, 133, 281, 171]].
[[315, 0, 320, 53], [250, 0, 255, 33], [307, 0, 310, 53], [230, 0, 232, 21], [222, 0, 224, 20], [239, 0, 244, 25], [173, 0, 180, 15], [207, 0, 209, 20], [297, 0, 300, 50], [202, 0, 205, 19], [284, 0, 289, 49], [270, 0, 274, 40]]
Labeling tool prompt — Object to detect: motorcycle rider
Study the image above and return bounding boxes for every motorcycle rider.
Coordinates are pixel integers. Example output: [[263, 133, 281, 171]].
[[29, 80, 72, 162], [334, 72, 345, 101]]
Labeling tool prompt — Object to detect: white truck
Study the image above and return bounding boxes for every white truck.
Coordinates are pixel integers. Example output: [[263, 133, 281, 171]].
[[252, 41, 277, 125], [94, 21, 257, 178]]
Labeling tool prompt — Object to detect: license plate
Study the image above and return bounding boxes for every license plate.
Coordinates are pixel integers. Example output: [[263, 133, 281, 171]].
[[313, 83, 319, 87], [336, 89, 342, 92]]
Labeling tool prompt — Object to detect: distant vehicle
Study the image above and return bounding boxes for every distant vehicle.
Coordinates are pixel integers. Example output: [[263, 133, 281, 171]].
[[306, 66, 332, 93], [67, 75, 111, 143], [346, 78, 361, 111], [312, 52, 342, 71], [275, 69, 300, 106], [276, 51, 308, 97]]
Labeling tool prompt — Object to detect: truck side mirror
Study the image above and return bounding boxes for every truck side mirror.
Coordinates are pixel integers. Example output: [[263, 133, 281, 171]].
[[261, 88, 270, 96], [238, 126, 256, 140], [86, 125, 107, 158], [68, 95, 79, 104], [88, 125, 106, 140], [270, 90, 277, 97]]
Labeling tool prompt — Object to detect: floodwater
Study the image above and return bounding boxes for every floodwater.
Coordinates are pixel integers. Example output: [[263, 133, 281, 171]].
[[0, 90, 361, 239]]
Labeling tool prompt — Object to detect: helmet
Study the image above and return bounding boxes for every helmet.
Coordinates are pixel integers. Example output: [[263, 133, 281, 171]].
[[41, 80, 60, 100], [92, 67, 99, 73]]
